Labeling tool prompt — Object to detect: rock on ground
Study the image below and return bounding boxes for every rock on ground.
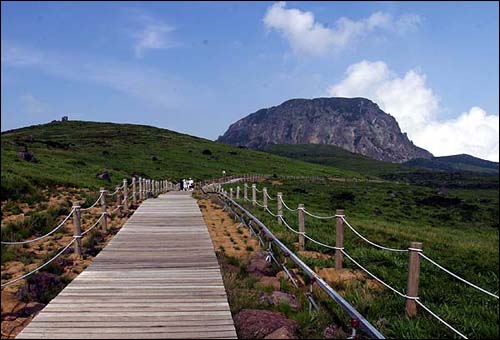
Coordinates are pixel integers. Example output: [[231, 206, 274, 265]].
[[248, 251, 274, 277], [234, 309, 298, 339], [259, 291, 299, 311]]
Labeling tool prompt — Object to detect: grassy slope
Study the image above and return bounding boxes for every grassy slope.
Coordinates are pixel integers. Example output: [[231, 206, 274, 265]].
[[224, 179, 499, 339], [261, 143, 406, 177], [1, 121, 357, 200], [262, 144, 499, 189]]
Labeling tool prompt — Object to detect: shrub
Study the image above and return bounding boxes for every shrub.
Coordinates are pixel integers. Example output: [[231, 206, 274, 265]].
[[1, 172, 36, 200]]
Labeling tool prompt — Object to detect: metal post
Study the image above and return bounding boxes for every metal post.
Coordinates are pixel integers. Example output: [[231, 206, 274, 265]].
[[298, 204, 305, 251], [100, 188, 107, 232], [406, 242, 422, 316], [335, 209, 345, 270], [72, 205, 82, 256], [277, 192, 283, 226]]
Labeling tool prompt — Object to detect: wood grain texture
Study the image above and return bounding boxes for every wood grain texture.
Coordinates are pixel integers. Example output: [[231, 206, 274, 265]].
[[17, 192, 237, 339]]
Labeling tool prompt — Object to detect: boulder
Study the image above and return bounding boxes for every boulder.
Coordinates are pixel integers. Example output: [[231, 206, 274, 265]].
[[255, 276, 280, 290], [234, 309, 298, 339], [248, 251, 274, 277], [17, 150, 37, 163], [323, 323, 347, 339], [96, 171, 111, 183], [259, 291, 299, 311], [264, 326, 297, 339]]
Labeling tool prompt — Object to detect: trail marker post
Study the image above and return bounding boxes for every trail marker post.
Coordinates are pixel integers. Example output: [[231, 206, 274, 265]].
[[406, 242, 423, 317], [277, 192, 283, 225], [100, 188, 107, 232], [335, 209, 345, 270], [72, 205, 82, 256], [298, 204, 305, 251]]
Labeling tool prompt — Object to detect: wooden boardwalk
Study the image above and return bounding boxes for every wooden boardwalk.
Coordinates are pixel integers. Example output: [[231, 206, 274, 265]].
[[17, 192, 237, 339]]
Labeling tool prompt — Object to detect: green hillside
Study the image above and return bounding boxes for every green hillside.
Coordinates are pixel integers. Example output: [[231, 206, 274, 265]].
[[261, 143, 408, 177], [405, 154, 499, 174], [1, 121, 357, 201], [262, 144, 499, 189]]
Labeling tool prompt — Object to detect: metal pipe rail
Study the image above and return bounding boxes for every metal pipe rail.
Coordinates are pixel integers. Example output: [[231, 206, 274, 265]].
[[212, 190, 385, 339]]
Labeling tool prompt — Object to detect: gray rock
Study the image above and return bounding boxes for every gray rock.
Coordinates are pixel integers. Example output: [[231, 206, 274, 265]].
[[217, 97, 433, 163]]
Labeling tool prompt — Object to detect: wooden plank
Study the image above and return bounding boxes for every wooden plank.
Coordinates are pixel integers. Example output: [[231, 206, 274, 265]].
[[17, 192, 236, 339]]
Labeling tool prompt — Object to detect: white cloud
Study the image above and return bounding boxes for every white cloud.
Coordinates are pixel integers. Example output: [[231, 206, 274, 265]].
[[263, 2, 421, 56], [2, 43, 182, 110], [327, 60, 499, 161], [20, 94, 48, 115], [128, 11, 177, 58]]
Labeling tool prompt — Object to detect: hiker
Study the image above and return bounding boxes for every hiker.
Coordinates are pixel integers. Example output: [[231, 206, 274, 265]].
[[188, 178, 194, 191], [179, 178, 184, 191]]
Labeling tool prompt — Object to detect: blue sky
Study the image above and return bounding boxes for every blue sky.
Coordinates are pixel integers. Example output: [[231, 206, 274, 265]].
[[2, 1, 499, 160]]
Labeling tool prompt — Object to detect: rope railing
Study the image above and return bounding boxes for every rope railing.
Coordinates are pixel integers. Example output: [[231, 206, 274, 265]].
[[279, 196, 299, 212], [81, 213, 106, 236], [1, 209, 75, 245], [414, 299, 468, 339], [265, 190, 275, 200], [1, 176, 173, 289], [210, 180, 498, 339], [419, 252, 499, 299], [1, 239, 74, 287], [340, 216, 409, 253], [80, 192, 104, 211]]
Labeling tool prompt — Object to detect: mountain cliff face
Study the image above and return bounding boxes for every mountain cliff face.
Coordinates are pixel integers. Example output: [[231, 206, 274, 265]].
[[217, 97, 433, 163]]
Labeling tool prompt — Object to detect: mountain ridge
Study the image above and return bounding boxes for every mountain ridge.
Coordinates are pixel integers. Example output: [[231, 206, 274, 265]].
[[217, 97, 433, 163]]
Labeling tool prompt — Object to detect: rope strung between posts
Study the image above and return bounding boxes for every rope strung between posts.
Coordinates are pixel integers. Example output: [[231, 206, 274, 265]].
[[419, 253, 499, 299], [1, 239, 74, 287], [414, 299, 468, 339], [109, 205, 122, 214], [340, 249, 415, 300], [254, 200, 265, 208], [1, 209, 74, 245], [81, 213, 106, 236], [80, 192, 104, 211], [265, 207, 278, 217], [265, 190, 275, 200], [302, 208, 336, 219], [340, 216, 409, 253], [279, 215, 303, 235], [107, 187, 120, 196], [255, 187, 262, 193], [279, 195, 299, 212]]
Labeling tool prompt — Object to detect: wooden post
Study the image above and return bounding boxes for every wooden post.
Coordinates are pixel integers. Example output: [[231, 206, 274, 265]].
[[236, 186, 240, 199], [72, 205, 82, 256], [244, 184, 248, 200], [230, 188, 233, 199], [298, 204, 305, 251], [132, 177, 137, 204], [139, 177, 143, 200], [406, 242, 423, 317], [263, 187, 268, 210], [335, 209, 345, 270], [252, 184, 256, 206], [100, 188, 107, 232], [123, 179, 128, 211], [116, 185, 122, 216], [277, 192, 283, 226]]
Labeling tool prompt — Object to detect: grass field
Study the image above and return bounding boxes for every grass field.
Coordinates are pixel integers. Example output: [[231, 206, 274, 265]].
[[2, 121, 498, 339], [223, 179, 499, 339]]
